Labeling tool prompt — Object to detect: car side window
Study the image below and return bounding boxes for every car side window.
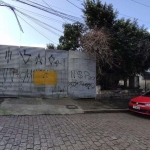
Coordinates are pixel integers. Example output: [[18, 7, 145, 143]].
[[143, 91, 150, 97]]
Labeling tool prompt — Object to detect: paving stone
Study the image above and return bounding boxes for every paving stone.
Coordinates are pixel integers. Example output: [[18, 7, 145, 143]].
[[0, 113, 149, 149], [0, 146, 5, 150]]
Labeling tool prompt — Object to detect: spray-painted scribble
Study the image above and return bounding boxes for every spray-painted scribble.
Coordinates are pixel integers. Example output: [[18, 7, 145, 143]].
[[5, 48, 12, 63], [1, 68, 15, 83], [68, 80, 95, 90], [48, 54, 61, 66], [35, 54, 43, 64], [19, 69, 33, 83], [70, 70, 95, 80], [19, 49, 31, 64]]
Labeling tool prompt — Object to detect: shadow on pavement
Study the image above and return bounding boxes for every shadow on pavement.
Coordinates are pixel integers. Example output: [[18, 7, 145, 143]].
[[128, 111, 150, 120], [73, 98, 131, 110]]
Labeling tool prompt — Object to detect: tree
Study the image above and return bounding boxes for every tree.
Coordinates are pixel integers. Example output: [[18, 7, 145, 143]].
[[81, 28, 113, 74], [83, 0, 118, 29], [112, 19, 150, 78], [58, 22, 85, 50], [47, 43, 56, 50]]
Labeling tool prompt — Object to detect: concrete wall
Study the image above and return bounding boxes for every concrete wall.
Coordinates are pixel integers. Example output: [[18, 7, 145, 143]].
[[0, 45, 96, 98], [0, 45, 19, 96], [68, 51, 96, 98]]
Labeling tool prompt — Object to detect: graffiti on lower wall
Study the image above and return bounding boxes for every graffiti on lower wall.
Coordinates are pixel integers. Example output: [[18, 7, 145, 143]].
[[68, 51, 96, 98]]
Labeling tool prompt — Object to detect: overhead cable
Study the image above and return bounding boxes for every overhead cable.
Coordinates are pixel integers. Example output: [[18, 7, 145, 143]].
[[17, 13, 57, 44]]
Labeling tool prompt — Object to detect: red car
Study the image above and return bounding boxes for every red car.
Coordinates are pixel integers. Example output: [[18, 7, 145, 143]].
[[129, 91, 150, 115]]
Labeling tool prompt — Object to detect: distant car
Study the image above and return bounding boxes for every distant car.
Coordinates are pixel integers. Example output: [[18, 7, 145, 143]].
[[129, 91, 150, 115]]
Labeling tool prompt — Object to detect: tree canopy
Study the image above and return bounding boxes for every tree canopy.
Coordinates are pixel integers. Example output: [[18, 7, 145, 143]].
[[83, 0, 118, 29], [57, 22, 85, 50], [47, 43, 56, 50]]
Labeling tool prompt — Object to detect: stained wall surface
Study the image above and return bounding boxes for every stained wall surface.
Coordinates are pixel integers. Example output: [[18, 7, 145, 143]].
[[0, 45, 96, 98]]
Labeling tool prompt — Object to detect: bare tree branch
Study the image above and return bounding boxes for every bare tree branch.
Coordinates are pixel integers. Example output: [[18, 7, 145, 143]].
[[80, 28, 114, 75]]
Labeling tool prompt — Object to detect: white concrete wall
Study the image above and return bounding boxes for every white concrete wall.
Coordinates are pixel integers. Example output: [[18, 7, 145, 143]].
[[0, 45, 19, 96], [19, 46, 45, 97], [68, 51, 96, 98], [0, 45, 96, 98], [45, 50, 68, 98]]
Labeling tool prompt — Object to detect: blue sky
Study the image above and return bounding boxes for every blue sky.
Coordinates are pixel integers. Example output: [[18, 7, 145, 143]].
[[0, 0, 150, 48]]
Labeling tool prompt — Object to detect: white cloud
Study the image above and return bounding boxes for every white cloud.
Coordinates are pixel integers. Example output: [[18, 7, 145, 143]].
[[0, 32, 46, 48]]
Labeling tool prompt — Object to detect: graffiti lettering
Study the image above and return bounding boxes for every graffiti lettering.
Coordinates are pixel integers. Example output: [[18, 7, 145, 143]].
[[19, 69, 33, 83], [5, 48, 12, 63], [1, 68, 15, 83], [70, 70, 95, 80], [48, 54, 61, 66], [68, 80, 95, 89], [35, 54, 43, 64], [71, 71, 75, 78], [19, 49, 31, 64], [77, 71, 83, 79]]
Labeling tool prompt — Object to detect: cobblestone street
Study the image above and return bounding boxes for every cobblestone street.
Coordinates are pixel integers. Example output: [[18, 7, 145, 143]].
[[0, 113, 150, 150]]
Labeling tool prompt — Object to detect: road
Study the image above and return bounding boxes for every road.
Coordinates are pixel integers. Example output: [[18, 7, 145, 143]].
[[0, 113, 150, 150]]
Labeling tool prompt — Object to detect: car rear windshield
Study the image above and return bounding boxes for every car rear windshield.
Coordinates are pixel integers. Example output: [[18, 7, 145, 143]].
[[143, 91, 150, 97]]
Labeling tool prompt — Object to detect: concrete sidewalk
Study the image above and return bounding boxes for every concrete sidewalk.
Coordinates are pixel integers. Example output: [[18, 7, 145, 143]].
[[73, 98, 130, 113], [0, 96, 132, 115], [0, 98, 83, 115]]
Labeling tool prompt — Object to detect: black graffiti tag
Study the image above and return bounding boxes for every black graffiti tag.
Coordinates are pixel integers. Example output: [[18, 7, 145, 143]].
[[71, 70, 95, 80], [19, 50, 31, 64], [5, 48, 12, 63], [1, 68, 15, 83], [48, 54, 61, 66], [19, 69, 33, 83], [68, 80, 95, 89], [35, 54, 43, 64]]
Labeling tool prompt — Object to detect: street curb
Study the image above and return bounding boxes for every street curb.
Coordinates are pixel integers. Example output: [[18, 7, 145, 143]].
[[84, 109, 129, 114]]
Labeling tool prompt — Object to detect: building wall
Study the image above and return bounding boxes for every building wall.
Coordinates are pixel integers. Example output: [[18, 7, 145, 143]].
[[0, 45, 96, 98], [139, 75, 150, 90]]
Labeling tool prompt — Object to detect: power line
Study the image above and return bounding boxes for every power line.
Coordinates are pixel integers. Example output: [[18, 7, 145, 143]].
[[17, 13, 58, 44], [131, 0, 150, 8], [13, 0, 83, 22], [9, 4, 65, 24], [119, 13, 150, 25], [16, 9, 63, 35], [76, 0, 83, 3], [66, 0, 82, 10], [0, 1, 66, 35], [42, 0, 68, 23], [42, 3, 82, 16]]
